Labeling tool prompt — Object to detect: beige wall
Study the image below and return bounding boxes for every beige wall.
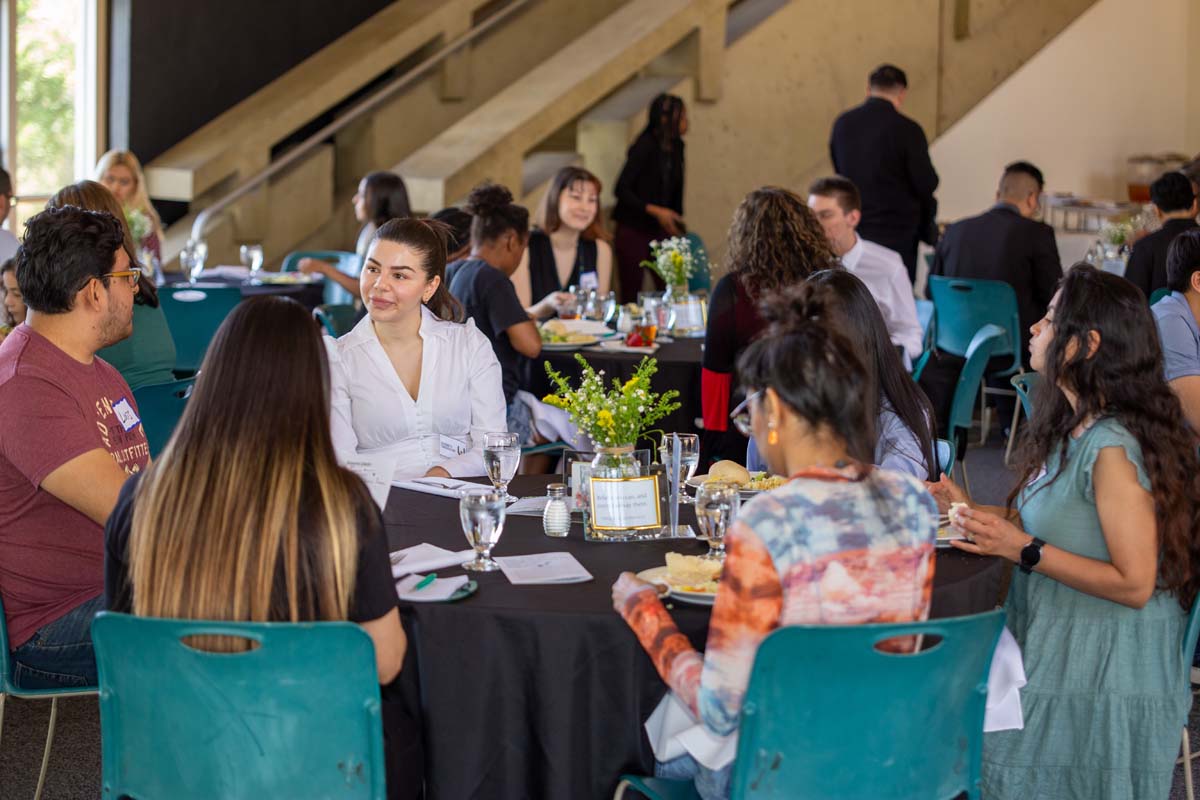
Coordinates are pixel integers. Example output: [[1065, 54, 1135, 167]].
[[931, 0, 1197, 221]]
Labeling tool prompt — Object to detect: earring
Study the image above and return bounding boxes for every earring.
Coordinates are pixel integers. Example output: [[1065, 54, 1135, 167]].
[[767, 421, 779, 446]]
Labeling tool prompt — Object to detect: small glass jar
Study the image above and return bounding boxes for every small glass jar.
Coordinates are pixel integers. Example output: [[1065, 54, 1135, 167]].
[[542, 483, 571, 538]]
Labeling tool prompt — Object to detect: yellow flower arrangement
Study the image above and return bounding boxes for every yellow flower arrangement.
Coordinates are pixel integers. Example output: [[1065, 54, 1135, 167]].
[[543, 354, 681, 448]]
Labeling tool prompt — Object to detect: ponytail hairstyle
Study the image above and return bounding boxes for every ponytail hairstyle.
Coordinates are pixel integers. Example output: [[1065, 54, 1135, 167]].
[[737, 281, 876, 466], [464, 182, 529, 248], [373, 217, 464, 322]]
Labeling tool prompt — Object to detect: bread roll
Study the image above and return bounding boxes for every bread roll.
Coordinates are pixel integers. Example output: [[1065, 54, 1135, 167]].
[[706, 460, 751, 487]]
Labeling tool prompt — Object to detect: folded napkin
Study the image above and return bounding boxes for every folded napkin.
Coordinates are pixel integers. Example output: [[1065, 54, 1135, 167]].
[[984, 627, 1026, 732], [395, 573, 469, 602], [392, 476, 516, 501], [390, 543, 474, 578], [197, 265, 251, 280]]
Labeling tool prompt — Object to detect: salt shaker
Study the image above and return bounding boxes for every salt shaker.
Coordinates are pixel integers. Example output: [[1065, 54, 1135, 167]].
[[542, 483, 570, 538]]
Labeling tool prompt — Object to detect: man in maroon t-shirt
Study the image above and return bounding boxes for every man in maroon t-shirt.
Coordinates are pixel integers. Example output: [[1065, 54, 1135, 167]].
[[0, 205, 148, 689]]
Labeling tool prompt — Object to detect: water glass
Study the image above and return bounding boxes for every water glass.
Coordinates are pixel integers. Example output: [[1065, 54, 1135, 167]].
[[601, 291, 618, 324], [181, 239, 207, 283], [240, 243, 265, 278], [659, 433, 700, 504], [483, 431, 520, 497], [694, 481, 740, 560], [459, 488, 507, 572]]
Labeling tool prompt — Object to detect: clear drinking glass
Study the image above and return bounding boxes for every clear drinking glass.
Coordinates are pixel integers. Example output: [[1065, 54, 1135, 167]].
[[601, 291, 618, 324], [459, 488, 507, 572], [694, 480, 740, 560], [483, 431, 520, 498], [659, 433, 700, 504], [182, 239, 207, 283], [240, 243, 265, 280]]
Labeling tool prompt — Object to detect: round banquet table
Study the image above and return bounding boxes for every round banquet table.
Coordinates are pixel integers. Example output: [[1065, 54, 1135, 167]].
[[384, 475, 1005, 800], [527, 338, 703, 437], [164, 273, 326, 310]]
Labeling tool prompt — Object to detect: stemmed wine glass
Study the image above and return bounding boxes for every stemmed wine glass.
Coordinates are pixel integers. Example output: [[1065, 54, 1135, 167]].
[[483, 431, 520, 499], [240, 243, 265, 282], [459, 488, 507, 572], [694, 481, 740, 561], [660, 433, 700, 504], [181, 239, 207, 284]]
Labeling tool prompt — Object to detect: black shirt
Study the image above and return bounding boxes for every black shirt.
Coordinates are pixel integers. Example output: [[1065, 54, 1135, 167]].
[[446, 257, 530, 405], [103, 472, 398, 624], [1124, 217, 1200, 299], [611, 130, 684, 234], [526, 229, 599, 301]]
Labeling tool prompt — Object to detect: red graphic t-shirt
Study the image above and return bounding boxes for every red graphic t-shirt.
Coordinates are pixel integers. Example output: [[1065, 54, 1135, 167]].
[[0, 325, 150, 647]]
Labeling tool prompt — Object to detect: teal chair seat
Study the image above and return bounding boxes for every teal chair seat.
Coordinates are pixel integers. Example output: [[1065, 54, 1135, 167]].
[[0, 595, 97, 800], [159, 285, 244, 374], [616, 610, 1006, 799], [313, 303, 360, 338], [91, 613, 386, 800], [685, 233, 711, 295], [132, 377, 196, 458], [283, 250, 361, 307]]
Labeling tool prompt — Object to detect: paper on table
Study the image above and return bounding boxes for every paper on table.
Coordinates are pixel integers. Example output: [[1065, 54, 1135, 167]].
[[196, 265, 251, 280], [494, 553, 592, 584], [395, 573, 469, 602], [344, 453, 397, 510], [392, 476, 519, 502], [506, 496, 549, 517], [390, 543, 474, 578]]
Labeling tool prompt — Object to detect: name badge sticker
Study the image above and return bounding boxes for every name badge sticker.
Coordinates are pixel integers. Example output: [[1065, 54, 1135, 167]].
[[112, 398, 141, 432], [579, 271, 599, 291], [438, 434, 469, 458]]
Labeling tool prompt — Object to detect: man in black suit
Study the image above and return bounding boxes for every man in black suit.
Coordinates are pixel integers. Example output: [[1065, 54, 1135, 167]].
[[1124, 171, 1199, 300], [932, 161, 1061, 363], [830, 64, 939, 281]]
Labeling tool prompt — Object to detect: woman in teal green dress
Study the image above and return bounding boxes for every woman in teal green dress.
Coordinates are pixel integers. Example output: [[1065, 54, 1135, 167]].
[[930, 264, 1200, 799]]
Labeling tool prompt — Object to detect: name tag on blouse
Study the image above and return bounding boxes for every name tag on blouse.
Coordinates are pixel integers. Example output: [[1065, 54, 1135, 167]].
[[439, 435, 469, 458], [579, 271, 599, 291]]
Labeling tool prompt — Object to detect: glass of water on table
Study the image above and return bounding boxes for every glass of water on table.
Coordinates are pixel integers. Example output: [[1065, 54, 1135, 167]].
[[459, 488, 507, 572], [484, 431, 520, 499], [694, 481, 740, 561], [659, 433, 700, 504]]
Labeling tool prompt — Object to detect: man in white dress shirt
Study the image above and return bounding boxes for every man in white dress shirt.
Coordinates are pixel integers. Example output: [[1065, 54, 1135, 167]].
[[0, 168, 20, 263], [808, 176, 923, 363]]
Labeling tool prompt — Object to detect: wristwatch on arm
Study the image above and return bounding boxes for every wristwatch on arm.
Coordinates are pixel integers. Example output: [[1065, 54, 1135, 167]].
[[1019, 536, 1046, 574]]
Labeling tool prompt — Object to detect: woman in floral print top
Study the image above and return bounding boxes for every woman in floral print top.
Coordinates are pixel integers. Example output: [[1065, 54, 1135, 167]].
[[613, 281, 938, 798]]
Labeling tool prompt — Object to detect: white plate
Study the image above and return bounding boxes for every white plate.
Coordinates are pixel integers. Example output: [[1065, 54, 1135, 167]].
[[541, 336, 599, 351], [553, 319, 612, 336], [686, 475, 765, 497], [637, 566, 717, 606]]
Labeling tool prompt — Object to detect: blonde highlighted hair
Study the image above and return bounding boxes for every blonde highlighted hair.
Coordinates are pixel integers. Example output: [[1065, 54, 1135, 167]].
[[93, 149, 164, 244], [129, 297, 367, 640]]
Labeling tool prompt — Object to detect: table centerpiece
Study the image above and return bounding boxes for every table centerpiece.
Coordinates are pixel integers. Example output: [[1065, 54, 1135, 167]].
[[641, 237, 706, 338]]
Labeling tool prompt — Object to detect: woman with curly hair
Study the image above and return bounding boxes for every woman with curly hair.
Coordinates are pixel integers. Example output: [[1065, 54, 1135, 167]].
[[930, 264, 1200, 798], [701, 186, 838, 464]]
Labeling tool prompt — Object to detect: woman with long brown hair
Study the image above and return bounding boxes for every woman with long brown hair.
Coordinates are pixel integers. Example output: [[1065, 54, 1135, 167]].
[[103, 295, 413, 795], [931, 264, 1200, 798], [47, 180, 176, 389], [328, 217, 505, 480], [701, 186, 838, 464]]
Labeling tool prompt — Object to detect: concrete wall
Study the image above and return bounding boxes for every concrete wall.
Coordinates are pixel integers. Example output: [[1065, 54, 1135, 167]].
[[931, 0, 1197, 221]]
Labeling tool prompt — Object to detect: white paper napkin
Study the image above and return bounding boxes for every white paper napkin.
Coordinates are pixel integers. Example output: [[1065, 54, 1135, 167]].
[[593, 340, 660, 355], [392, 477, 518, 501], [984, 627, 1027, 732], [395, 573, 469, 602], [390, 543, 474, 578], [494, 553, 592, 584], [196, 265, 251, 279]]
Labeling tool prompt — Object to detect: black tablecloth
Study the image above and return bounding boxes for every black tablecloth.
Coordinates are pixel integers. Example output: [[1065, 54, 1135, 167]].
[[527, 339, 703, 437], [385, 475, 1004, 800], [164, 274, 326, 310]]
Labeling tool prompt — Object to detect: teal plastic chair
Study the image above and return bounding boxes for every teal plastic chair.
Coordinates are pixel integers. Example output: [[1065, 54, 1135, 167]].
[[132, 377, 196, 458], [616, 610, 1006, 800], [91, 613, 386, 800], [1150, 287, 1171, 306], [1007, 372, 1042, 461], [946, 324, 1007, 496], [0, 595, 98, 800], [282, 250, 361, 306], [935, 437, 957, 475], [685, 233, 711, 295], [313, 303, 359, 338], [159, 285, 244, 374], [1176, 595, 1200, 799]]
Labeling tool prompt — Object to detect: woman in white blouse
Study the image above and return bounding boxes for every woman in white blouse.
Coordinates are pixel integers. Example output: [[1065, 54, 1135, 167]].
[[328, 217, 506, 479]]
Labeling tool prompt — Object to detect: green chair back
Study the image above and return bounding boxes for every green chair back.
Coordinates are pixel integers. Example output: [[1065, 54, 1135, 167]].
[[947, 324, 1007, 448], [159, 285, 244, 374], [620, 610, 1006, 800], [935, 437, 957, 473], [91, 613, 385, 800], [1183, 593, 1200, 672], [282, 250, 361, 306], [685, 233, 711, 294], [132, 378, 195, 458], [2, 593, 99, 699], [1150, 287, 1171, 306], [927, 276, 1021, 376], [313, 303, 360, 338], [1009, 372, 1041, 422]]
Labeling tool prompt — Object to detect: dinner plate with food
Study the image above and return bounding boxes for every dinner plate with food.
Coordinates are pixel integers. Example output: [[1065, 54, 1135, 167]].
[[539, 320, 600, 350], [936, 502, 973, 548], [637, 552, 722, 606], [685, 460, 786, 497]]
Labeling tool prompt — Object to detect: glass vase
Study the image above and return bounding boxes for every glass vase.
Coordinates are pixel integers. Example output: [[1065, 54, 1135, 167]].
[[584, 445, 660, 542], [663, 283, 705, 338]]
